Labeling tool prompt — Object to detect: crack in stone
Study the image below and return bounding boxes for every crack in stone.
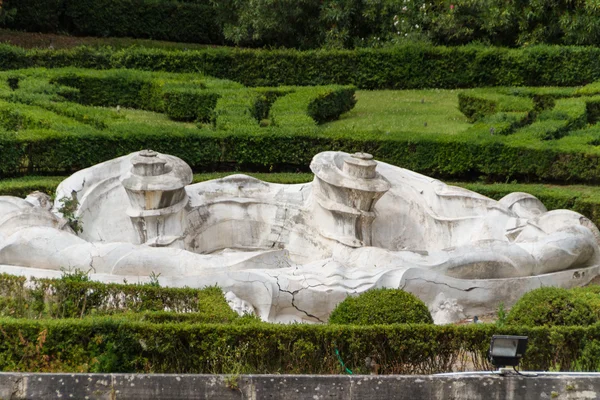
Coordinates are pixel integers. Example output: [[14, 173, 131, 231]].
[[274, 277, 325, 323], [403, 277, 480, 292]]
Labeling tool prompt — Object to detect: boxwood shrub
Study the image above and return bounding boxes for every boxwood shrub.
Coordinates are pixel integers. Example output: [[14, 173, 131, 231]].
[[506, 287, 597, 327], [329, 288, 433, 325]]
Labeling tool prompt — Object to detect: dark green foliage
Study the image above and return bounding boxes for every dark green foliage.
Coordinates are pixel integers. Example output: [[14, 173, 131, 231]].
[[7, 76, 19, 91], [3, 0, 223, 44], [212, 0, 322, 49], [586, 98, 600, 125], [163, 90, 220, 122], [329, 288, 433, 325], [458, 93, 497, 122], [5, 0, 600, 49], [51, 70, 162, 110], [308, 87, 356, 123], [2, 0, 63, 33], [250, 89, 291, 122], [506, 287, 597, 327]]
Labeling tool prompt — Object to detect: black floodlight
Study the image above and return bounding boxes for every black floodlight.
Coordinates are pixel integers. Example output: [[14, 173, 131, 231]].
[[488, 335, 528, 368]]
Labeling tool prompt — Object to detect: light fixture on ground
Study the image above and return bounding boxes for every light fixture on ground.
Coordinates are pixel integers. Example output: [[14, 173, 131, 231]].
[[489, 335, 528, 371]]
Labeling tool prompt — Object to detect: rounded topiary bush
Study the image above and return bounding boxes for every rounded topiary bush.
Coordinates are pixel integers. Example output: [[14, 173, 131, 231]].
[[506, 287, 597, 327], [328, 288, 433, 325]]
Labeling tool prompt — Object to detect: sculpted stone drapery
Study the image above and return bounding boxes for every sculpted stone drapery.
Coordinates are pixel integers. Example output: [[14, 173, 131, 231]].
[[1, 150, 599, 323]]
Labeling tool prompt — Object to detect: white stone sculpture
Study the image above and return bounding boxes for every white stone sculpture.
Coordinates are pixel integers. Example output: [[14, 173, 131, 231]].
[[1, 150, 599, 324]]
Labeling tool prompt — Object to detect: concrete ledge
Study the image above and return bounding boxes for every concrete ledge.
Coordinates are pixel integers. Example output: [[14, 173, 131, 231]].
[[0, 372, 598, 399]]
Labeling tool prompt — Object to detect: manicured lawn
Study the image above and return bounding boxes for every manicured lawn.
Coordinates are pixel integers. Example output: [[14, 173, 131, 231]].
[[323, 89, 470, 136]]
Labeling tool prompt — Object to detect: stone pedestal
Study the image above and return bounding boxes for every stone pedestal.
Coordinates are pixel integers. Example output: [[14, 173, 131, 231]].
[[310, 152, 390, 247], [120, 150, 192, 247]]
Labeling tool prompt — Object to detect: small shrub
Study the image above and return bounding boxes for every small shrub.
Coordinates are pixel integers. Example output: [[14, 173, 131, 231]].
[[58, 192, 83, 234], [572, 286, 600, 320], [328, 288, 433, 325], [506, 287, 597, 327]]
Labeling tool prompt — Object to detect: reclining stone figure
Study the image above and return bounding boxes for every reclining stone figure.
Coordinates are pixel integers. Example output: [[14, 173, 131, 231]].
[[0, 150, 598, 323]]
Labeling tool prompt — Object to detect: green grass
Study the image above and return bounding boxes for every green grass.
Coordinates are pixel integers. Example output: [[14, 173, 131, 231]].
[[0, 175, 64, 197], [105, 89, 471, 136], [121, 108, 198, 129], [322, 89, 470, 136]]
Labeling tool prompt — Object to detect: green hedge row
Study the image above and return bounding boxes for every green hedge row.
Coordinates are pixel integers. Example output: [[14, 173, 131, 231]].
[[1, 317, 600, 374], [7, 122, 600, 183], [4, 122, 600, 182], [457, 88, 593, 139], [458, 182, 600, 226], [28, 68, 356, 126], [48, 68, 234, 121], [4, 67, 600, 184], [0, 272, 238, 322], [6, 44, 600, 89]]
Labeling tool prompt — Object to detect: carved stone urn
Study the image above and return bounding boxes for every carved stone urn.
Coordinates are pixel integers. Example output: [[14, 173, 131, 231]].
[[120, 150, 192, 247], [310, 152, 390, 247]]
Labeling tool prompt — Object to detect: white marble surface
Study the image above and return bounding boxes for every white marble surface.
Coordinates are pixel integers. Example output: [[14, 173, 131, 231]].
[[1, 150, 599, 324]]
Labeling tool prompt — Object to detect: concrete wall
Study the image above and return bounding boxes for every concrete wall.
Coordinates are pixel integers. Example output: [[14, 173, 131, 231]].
[[0, 372, 598, 400]]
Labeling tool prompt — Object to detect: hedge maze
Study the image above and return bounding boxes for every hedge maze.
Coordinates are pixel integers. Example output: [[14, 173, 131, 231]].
[[458, 85, 600, 141], [0, 68, 356, 175]]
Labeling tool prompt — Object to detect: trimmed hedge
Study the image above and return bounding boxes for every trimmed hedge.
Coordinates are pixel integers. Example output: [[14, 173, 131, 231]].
[[456, 182, 600, 227], [1, 318, 600, 373], [0, 272, 238, 322], [49, 68, 225, 117], [506, 287, 597, 327], [4, 121, 600, 182], [6, 122, 600, 183], [458, 88, 593, 139], [329, 289, 433, 325], [7, 67, 600, 186], [163, 89, 220, 122], [6, 44, 600, 89]]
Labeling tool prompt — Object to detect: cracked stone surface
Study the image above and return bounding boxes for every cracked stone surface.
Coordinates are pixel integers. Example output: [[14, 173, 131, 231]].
[[1, 151, 600, 323]]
